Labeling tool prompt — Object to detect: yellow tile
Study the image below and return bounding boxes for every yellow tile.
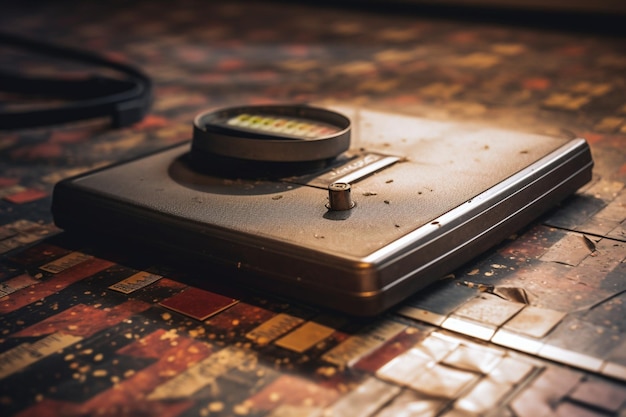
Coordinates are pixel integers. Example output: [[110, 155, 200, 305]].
[[274, 321, 335, 353]]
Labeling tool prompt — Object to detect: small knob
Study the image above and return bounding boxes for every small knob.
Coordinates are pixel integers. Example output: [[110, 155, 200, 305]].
[[327, 182, 355, 211]]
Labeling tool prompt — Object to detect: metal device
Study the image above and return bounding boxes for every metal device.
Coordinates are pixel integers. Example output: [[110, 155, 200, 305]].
[[51, 104, 593, 315]]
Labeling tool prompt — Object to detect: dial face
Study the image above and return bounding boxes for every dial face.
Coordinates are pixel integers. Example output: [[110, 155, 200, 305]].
[[225, 113, 342, 139]]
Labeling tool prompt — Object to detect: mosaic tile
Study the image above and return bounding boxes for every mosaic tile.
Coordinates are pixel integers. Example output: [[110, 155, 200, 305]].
[[373, 389, 448, 417], [0, 332, 83, 379], [441, 316, 496, 341], [454, 377, 511, 415], [414, 332, 461, 362], [452, 295, 525, 327], [245, 312, 305, 346], [324, 377, 401, 417], [39, 251, 94, 274], [397, 305, 448, 326], [491, 329, 544, 355], [510, 366, 583, 417], [376, 347, 433, 386], [442, 343, 504, 374], [568, 376, 626, 413], [321, 319, 406, 367], [408, 363, 479, 399], [108, 270, 162, 294], [554, 401, 609, 417], [274, 321, 335, 353], [159, 287, 239, 321], [266, 404, 323, 417], [1, 1, 625, 415], [402, 282, 478, 320], [500, 306, 566, 339], [352, 327, 429, 373], [601, 362, 626, 382], [539, 317, 624, 373], [147, 346, 257, 400], [540, 232, 597, 266], [488, 356, 536, 386]]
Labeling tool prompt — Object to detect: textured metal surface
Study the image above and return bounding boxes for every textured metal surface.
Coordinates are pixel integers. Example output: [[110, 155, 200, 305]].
[[51, 107, 591, 314]]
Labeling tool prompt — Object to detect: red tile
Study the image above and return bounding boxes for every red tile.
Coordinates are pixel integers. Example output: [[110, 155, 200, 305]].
[[4, 188, 48, 204], [159, 287, 238, 321]]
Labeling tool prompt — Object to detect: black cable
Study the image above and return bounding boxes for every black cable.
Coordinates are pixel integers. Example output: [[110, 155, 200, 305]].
[[0, 31, 152, 129]]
